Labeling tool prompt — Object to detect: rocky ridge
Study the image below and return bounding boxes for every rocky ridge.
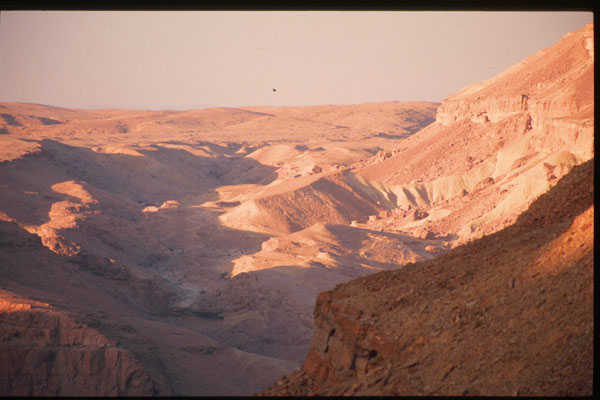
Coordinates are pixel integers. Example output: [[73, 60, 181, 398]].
[[354, 23, 593, 243], [261, 158, 594, 396]]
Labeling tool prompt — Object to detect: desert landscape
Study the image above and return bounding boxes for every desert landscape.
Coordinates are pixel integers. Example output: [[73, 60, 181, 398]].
[[0, 22, 594, 396]]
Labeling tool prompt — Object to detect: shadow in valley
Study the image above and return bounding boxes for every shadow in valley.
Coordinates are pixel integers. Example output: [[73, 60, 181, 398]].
[[0, 137, 282, 325], [0, 138, 277, 224], [0, 135, 282, 394], [0, 145, 592, 396]]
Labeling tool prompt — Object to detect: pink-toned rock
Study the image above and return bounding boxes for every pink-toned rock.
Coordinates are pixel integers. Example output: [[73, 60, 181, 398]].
[[0, 292, 164, 396]]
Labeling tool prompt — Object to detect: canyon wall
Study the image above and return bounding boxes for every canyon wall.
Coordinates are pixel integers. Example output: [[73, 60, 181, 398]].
[[0, 291, 164, 396]]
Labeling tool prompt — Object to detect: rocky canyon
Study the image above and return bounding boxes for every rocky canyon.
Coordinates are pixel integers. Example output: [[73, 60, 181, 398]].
[[0, 23, 593, 396]]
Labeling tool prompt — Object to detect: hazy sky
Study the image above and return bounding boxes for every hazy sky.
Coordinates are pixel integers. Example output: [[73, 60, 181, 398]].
[[0, 11, 593, 110]]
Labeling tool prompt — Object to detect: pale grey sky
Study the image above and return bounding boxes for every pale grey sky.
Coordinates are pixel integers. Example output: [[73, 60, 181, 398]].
[[0, 11, 593, 110]]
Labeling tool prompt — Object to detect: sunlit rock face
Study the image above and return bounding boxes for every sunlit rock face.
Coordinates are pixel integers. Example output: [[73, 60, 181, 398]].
[[354, 23, 593, 244], [436, 23, 593, 128]]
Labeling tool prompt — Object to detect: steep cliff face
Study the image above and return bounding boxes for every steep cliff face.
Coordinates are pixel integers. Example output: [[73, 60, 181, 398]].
[[436, 23, 593, 156], [0, 291, 163, 396], [354, 23, 594, 243], [261, 159, 593, 397]]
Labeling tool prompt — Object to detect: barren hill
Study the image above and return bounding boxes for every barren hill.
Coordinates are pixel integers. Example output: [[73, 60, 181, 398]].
[[0, 101, 440, 395], [354, 23, 593, 243], [258, 23, 594, 396], [0, 23, 594, 396], [261, 158, 593, 397], [0, 101, 437, 144]]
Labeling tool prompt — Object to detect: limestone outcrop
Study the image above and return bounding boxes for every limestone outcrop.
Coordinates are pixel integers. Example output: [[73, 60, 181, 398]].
[[355, 23, 593, 243]]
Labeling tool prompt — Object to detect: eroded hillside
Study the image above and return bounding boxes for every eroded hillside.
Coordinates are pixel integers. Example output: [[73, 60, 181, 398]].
[[0, 23, 594, 396], [262, 158, 594, 397], [354, 23, 593, 244], [0, 101, 441, 395]]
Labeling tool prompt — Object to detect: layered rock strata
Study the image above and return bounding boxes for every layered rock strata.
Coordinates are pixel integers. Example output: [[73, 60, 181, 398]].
[[0, 291, 163, 396]]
